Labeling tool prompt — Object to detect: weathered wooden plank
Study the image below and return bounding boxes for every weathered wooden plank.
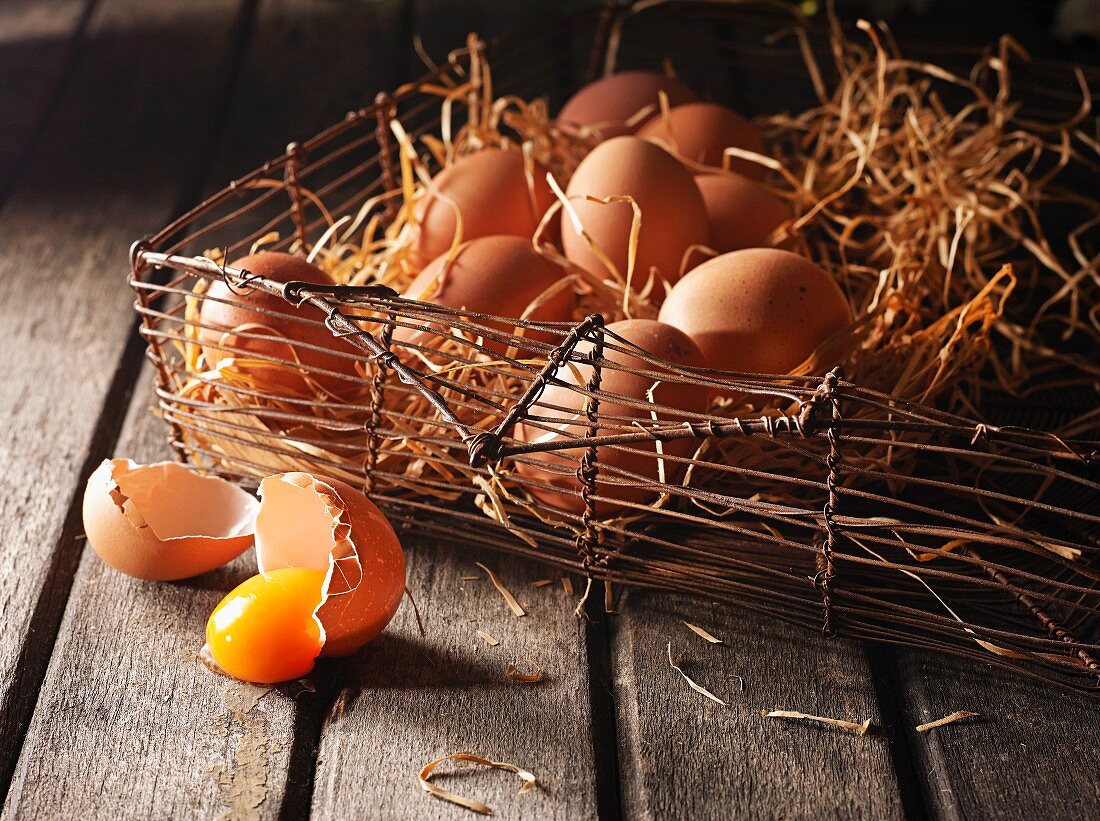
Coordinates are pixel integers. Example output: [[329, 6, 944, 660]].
[[311, 552, 602, 819], [3, 0, 412, 816], [0, 0, 92, 199], [3, 384, 302, 820], [0, 0, 251, 799], [307, 5, 608, 817], [611, 591, 907, 820], [890, 648, 1100, 820]]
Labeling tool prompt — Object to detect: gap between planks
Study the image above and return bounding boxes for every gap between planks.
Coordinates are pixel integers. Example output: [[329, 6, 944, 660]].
[[0, 0, 262, 803]]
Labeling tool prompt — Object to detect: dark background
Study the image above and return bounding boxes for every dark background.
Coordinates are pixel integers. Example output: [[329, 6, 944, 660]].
[[5, 0, 1098, 209]]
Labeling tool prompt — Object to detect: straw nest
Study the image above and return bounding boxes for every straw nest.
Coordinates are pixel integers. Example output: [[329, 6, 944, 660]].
[[174, 13, 1098, 526]]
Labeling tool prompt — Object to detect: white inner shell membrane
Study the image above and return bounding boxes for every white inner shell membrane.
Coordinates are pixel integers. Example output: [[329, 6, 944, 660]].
[[255, 476, 338, 574], [113, 461, 257, 540], [254, 474, 342, 647]]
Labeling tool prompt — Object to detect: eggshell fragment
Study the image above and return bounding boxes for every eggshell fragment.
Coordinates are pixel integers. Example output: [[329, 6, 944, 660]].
[[695, 173, 791, 253], [638, 102, 766, 178], [412, 148, 556, 266], [197, 252, 362, 397], [255, 473, 406, 657], [557, 71, 698, 139], [562, 137, 709, 292], [514, 319, 709, 515], [83, 459, 257, 581], [394, 235, 575, 356], [658, 248, 852, 376]]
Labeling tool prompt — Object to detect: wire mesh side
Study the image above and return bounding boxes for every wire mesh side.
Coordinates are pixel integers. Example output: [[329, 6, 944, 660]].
[[127, 2, 1100, 697]]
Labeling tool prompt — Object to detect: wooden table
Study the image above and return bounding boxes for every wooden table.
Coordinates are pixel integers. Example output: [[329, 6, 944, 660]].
[[1, 1, 1097, 818]]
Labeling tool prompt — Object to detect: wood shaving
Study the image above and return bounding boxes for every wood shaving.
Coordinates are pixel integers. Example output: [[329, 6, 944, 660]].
[[530, 579, 554, 588], [561, 577, 574, 597], [506, 662, 544, 683], [667, 643, 726, 706], [404, 585, 426, 637], [477, 630, 500, 647], [916, 710, 979, 732], [459, 575, 480, 581], [604, 580, 616, 614], [573, 577, 594, 619], [419, 752, 538, 815], [475, 562, 526, 617], [763, 709, 873, 735], [683, 621, 723, 644]]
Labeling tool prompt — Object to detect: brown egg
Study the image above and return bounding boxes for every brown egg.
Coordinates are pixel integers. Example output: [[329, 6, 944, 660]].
[[255, 472, 406, 657], [514, 319, 708, 515], [696, 173, 791, 253], [394, 236, 574, 356], [557, 71, 698, 138], [658, 249, 851, 376], [83, 459, 258, 581], [562, 137, 708, 292], [198, 252, 362, 397], [638, 102, 765, 178], [412, 147, 555, 266]]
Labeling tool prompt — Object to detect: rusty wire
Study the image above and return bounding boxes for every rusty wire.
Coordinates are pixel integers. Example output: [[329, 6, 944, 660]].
[[128, 2, 1100, 697]]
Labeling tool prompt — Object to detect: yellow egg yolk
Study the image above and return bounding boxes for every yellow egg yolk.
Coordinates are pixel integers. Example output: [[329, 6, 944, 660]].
[[206, 567, 326, 684]]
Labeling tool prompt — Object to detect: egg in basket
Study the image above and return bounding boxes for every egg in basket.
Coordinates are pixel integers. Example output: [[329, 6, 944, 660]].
[[123, 4, 1100, 695]]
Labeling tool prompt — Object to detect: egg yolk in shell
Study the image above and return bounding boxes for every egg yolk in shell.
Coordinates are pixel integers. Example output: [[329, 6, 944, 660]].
[[206, 567, 327, 684]]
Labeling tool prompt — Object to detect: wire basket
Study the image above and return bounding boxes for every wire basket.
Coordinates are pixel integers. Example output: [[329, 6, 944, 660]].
[[129, 2, 1100, 697]]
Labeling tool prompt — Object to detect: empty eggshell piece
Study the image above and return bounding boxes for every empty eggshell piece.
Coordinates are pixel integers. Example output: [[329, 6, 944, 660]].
[[562, 137, 709, 292], [514, 319, 709, 515], [412, 147, 556, 266], [557, 71, 698, 138], [83, 459, 258, 581], [394, 235, 575, 356], [198, 251, 362, 397], [255, 472, 406, 657], [638, 102, 766, 178], [658, 248, 852, 376], [696, 173, 791, 253]]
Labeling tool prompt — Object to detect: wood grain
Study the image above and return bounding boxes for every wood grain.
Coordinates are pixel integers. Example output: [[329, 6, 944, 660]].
[[0, 0, 92, 200], [309, 6, 607, 818], [3, 0, 412, 816], [891, 648, 1100, 821], [611, 590, 906, 820], [310, 551, 600, 820], [0, 0, 250, 798], [3, 387, 301, 820], [4, 2, 1097, 819]]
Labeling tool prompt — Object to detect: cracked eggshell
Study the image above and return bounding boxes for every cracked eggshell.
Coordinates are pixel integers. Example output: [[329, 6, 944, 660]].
[[255, 473, 406, 657], [83, 459, 258, 580]]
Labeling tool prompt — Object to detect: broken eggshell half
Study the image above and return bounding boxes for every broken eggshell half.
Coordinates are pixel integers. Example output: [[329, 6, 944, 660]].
[[83, 459, 258, 581], [255, 472, 407, 657]]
